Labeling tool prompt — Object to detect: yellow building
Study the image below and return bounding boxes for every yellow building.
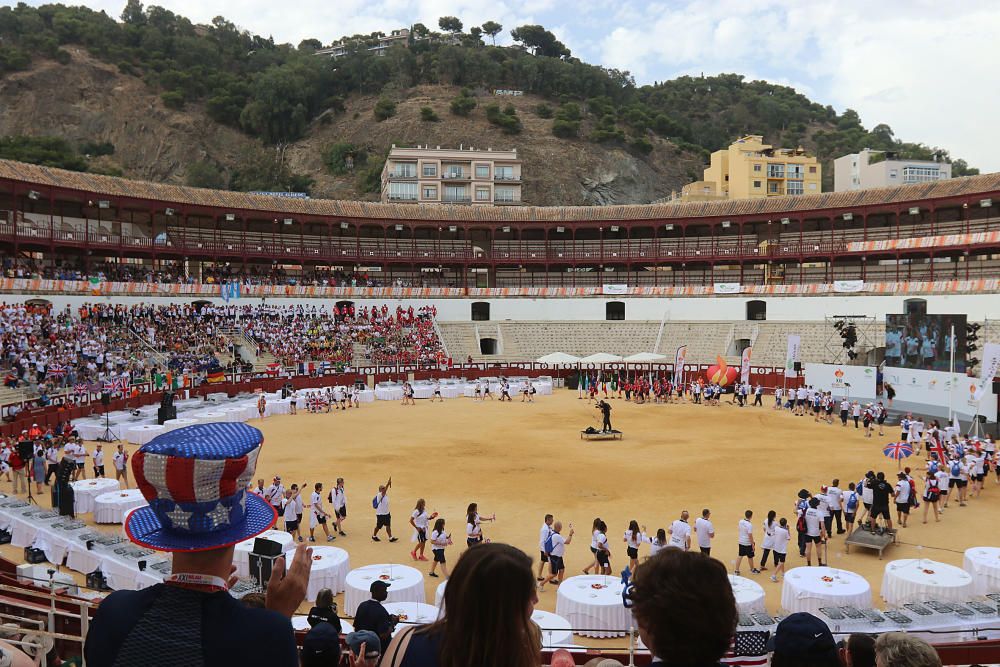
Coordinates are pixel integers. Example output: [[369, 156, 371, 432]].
[[696, 135, 821, 200]]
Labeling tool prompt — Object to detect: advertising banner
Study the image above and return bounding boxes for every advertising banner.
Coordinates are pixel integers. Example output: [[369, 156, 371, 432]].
[[804, 363, 878, 399], [740, 347, 752, 384], [713, 283, 741, 294], [785, 335, 801, 377]]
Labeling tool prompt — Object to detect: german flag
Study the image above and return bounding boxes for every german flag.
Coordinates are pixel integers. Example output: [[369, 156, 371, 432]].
[[207, 370, 226, 384]]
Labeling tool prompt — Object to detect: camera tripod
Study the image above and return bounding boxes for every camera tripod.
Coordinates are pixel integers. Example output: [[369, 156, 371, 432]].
[[97, 408, 118, 443]]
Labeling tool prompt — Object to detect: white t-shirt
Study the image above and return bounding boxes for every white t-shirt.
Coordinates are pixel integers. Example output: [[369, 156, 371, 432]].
[[310, 491, 325, 517], [74, 445, 87, 464], [761, 520, 776, 549], [738, 519, 753, 546], [804, 508, 823, 537], [624, 530, 645, 550], [648, 538, 666, 557], [773, 525, 791, 554], [93, 450, 104, 467], [895, 480, 911, 504], [540, 523, 553, 551], [549, 532, 567, 557], [935, 469, 950, 491], [431, 529, 449, 549], [668, 520, 690, 549], [826, 487, 843, 511], [331, 487, 346, 510], [694, 517, 714, 549], [595, 531, 609, 553], [112, 450, 127, 470], [375, 492, 390, 516], [412, 509, 430, 530], [283, 497, 298, 521]]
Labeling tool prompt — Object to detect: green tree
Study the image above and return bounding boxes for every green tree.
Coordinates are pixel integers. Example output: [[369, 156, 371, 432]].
[[229, 144, 313, 193], [420, 106, 439, 122], [438, 16, 463, 33], [297, 38, 322, 51], [534, 103, 553, 118], [185, 160, 226, 188], [485, 103, 521, 134], [0, 135, 89, 171], [450, 89, 477, 116], [510, 25, 570, 58], [373, 97, 396, 121], [411, 23, 429, 38], [552, 118, 579, 138], [481, 21, 502, 45], [161, 91, 185, 109], [323, 142, 366, 174], [120, 0, 145, 25]]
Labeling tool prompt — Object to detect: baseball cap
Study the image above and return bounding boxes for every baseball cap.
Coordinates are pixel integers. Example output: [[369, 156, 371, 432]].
[[370, 580, 391, 593], [301, 622, 341, 664], [346, 630, 381, 659], [767, 612, 837, 658]]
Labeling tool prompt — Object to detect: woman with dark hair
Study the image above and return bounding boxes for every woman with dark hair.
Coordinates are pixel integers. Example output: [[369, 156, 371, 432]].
[[759, 510, 777, 572], [409, 498, 438, 562], [623, 520, 646, 573], [428, 518, 451, 579], [465, 503, 494, 548], [629, 549, 736, 666], [382, 543, 540, 667]]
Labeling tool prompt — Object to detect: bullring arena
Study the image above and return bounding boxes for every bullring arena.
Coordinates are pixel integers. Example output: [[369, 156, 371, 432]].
[[1, 161, 1000, 663]]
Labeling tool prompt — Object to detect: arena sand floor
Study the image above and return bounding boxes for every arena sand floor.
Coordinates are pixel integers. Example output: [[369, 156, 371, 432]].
[[3, 389, 996, 649]]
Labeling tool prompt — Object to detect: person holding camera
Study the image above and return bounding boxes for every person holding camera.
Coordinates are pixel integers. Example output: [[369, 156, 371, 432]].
[[354, 581, 398, 656]]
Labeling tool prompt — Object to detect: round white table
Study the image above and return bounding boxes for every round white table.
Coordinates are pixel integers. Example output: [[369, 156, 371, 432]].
[[375, 386, 404, 401], [292, 546, 350, 601], [963, 547, 1000, 596], [344, 564, 425, 617], [729, 574, 766, 613], [384, 601, 441, 634], [193, 410, 227, 423], [781, 567, 872, 615], [233, 530, 296, 578], [264, 399, 292, 417], [555, 575, 631, 638], [93, 489, 148, 524], [356, 390, 375, 403], [124, 424, 166, 445], [882, 559, 974, 605], [532, 609, 574, 647], [72, 421, 108, 441], [162, 417, 199, 431], [221, 406, 254, 422], [292, 615, 354, 634], [70, 478, 121, 514], [434, 580, 448, 609], [411, 384, 435, 399]]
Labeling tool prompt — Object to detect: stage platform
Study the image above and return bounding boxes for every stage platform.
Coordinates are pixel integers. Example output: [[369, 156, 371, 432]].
[[844, 527, 897, 559], [581, 429, 623, 441]]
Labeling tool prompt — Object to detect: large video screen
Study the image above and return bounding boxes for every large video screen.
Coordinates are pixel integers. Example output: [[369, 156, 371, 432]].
[[885, 314, 966, 372]]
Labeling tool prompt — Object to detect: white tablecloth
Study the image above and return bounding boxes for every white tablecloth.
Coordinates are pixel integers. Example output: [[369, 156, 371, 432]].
[[729, 574, 767, 613], [192, 410, 228, 423], [411, 384, 435, 399], [555, 575, 631, 638], [264, 398, 292, 417], [434, 580, 447, 608], [781, 567, 872, 616], [292, 616, 354, 634], [384, 601, 441, 634], [344, 564, 425, 616], [93, 489, 148, 524], [123, 424, 166, 445], [71, 478, 121, 514], [162, 417, 199, 431], [375, 386, 404, 401], [292, 546, 350, 601], [532, 609, 574, 647], [882, 559, 974, 605], [221, 405, 256, 422], [963, 547, 1000, 596], [356, 390, 375, 403], [233, 530, 296, 578]]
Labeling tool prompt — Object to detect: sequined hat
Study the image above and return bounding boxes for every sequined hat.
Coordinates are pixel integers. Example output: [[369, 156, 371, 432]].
[[125, 423, 276, 552]]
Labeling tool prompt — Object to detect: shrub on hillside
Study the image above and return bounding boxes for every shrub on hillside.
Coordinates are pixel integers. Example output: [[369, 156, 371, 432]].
[[420, 106, 440, 122], [374, 98, 396, 121]]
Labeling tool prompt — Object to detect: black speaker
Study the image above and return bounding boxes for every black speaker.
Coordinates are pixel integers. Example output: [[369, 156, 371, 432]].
[[793, 362, 802, 372], [23, 547, 46, 564], [52, 482, 74, 517], [101, 392, 111, 406], [16, 441, 33, 461], [993, 378, 1000, 395], [0, 529, 11, 545], [86, 570, 110, 591], [157, 405, 177, 425], [161, 392, 175, 408], [253, 537, 283, 557], [56, 458, 75, 486]]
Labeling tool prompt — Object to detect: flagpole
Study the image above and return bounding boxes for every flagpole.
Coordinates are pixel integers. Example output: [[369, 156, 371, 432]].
[[948, 324, 955, 426]]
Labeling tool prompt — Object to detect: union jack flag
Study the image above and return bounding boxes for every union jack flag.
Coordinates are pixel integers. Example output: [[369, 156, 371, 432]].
[[74, 383, 90, 395], [721, 631, 770, 667], [48, 364, 66, 377]]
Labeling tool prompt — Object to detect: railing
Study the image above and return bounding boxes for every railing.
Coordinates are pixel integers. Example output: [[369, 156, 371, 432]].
[[494, 196, 520, 203], [494, 174, 519, 181], [442, 196, 472, 203], [387, 194, 418, 201]]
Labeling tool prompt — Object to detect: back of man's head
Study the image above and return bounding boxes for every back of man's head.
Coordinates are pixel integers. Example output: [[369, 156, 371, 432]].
[[873, 632, 941, 667], [301, 621, 341, 667], [843, 633, 876, 667], [768, 613, 839, 667], [629, 549, 736, 665]]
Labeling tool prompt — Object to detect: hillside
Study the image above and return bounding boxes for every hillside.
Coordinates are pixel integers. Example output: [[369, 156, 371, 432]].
[[0, 3, 979, 205]]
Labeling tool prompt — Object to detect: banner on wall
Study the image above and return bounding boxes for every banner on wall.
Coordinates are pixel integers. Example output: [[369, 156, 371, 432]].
[[972, 343, 1000, 402], [713, 283, 741, 294], [740, 347, 752, 384], [674, 345, 688, 383], [220, 281, 241, 302], [883, 366, 998, 421], [804, 363, 878, 399], [833, 280, 866, 293], [602, 284, 628, 295], [785, 335, 801, 377]]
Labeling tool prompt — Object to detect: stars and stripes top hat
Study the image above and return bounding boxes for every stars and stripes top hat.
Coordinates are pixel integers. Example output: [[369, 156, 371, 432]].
[[125, 423, 276, 552]]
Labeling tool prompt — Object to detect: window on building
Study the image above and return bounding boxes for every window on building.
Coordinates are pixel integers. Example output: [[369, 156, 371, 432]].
[[753, 180, 762, 188], [768, 181, 781, 194], [753, 164, 762, 172], [392, 163, 416, 178], [889, 169, 898, 179], [786, 180, 804, 195], [475, 164, 490, 178], [787, 165, 804, 178], [495, 166, 515, 180], [443, 185, 468, 202], [444, 166, 464, 178], [809, 166, 817, 174], [902, 166, 943, 183], [476, 188, 491, 201], [767, 164, 785, 178], [422, 186, 437, 200], [494, 186, 517, 203], [422, 163, 437, 177], [388, 182, 418, 200]]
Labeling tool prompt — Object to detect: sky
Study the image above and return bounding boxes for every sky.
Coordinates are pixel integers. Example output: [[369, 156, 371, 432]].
[[28, 0, 1000, 172]]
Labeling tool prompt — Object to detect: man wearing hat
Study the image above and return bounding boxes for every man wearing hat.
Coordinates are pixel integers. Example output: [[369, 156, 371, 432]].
[[84, 423, 314, 666], [768, 612, 840, 667], [353, 580, 398, 656], [300, 621, 341, 667]]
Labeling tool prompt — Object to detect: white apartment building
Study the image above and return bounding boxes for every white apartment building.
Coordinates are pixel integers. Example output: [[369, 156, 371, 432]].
[[380, 145, 522, 205], [834, 148, 952, 192]]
